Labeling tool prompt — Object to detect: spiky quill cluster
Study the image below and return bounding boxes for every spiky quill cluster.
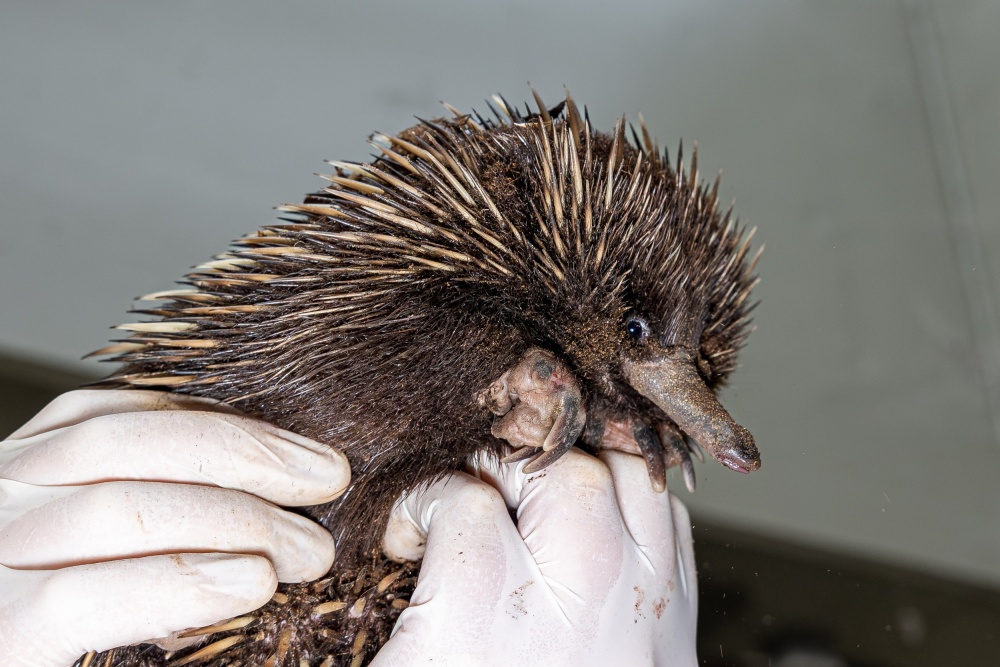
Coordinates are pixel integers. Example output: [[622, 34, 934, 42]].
[[84, 90, 760, 667]]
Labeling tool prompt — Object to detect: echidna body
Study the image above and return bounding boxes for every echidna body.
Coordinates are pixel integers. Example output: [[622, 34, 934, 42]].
[[84, 91, 760, 667]]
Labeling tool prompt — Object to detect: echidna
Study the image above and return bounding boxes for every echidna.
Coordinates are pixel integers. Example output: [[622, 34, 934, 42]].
[[77, 89, 761, 667]]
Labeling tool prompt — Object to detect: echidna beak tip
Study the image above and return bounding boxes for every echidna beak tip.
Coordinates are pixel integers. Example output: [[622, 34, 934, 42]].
[[715, 439, 761, 474]]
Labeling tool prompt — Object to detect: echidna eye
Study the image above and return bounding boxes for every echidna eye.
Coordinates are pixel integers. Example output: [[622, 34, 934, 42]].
[[626, 317, 649, 343]]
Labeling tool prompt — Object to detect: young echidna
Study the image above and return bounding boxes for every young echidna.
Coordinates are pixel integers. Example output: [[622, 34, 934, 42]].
[[78, 89, 761, 667]]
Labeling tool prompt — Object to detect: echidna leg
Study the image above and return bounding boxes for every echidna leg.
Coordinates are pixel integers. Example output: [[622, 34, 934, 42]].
[[596, 418, 698, 493], [632, 421, 667, 493], [656, 420, 698, 493], [476, 347, 586, 472]]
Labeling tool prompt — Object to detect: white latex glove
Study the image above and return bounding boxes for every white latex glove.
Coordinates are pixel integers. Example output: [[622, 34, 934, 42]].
[[377, 448, 698, 667], [0, 389, 349, 667]]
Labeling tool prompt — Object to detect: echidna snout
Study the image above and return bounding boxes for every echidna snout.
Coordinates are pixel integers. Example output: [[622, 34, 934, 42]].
[[623, 345, 760, 474]]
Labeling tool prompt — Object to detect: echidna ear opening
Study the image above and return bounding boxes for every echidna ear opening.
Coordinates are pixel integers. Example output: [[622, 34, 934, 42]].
[[621, 345, 760, 474]]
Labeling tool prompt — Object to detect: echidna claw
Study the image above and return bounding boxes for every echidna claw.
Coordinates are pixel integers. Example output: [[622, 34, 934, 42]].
[[523, 444, 572, 474], [633, 421, 667, 493], [479, 347, 586, 470], [679, 448, 697, 494], [685, 434, 705, 463], [501, 446, 539, 464]]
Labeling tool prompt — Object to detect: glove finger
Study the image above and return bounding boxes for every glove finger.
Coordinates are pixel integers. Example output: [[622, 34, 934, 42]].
[[0, 479, 334, 583], [6, 389, 242, 440], [383, 470, 525, 577], [648, 496, 700, 667], [478, 448, 627, 610], [599, 451, 699, 663], [597, 450, 679, 578], [0, 553, 275, 667], [1, 410, 349, 506], [382, 472, 535, 659]]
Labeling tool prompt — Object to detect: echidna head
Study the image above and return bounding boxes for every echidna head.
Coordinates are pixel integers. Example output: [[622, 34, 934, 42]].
[[617, 211, 761, 475], [488, 104, 761, 476], [528, 257, 760, 475]]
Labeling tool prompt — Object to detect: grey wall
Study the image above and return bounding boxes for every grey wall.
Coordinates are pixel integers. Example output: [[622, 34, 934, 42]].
[[2, 0, 998, 591]]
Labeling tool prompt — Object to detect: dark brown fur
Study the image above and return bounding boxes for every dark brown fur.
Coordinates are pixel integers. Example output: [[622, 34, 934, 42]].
[[82, 92, 759, 666]]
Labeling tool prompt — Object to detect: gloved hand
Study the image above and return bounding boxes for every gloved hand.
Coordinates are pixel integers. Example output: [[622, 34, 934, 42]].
[[377, 447, 699, 667], [0, 390, 349, 667], [2, 390, 699, 667]]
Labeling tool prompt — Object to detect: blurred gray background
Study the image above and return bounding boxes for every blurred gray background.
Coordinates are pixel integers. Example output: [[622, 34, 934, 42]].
[[1, 1, 998, 663]]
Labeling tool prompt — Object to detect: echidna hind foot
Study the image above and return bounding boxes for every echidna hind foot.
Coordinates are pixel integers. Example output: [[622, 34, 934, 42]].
[[480, 347, 586, 472], [75, 556, 419, 667]]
